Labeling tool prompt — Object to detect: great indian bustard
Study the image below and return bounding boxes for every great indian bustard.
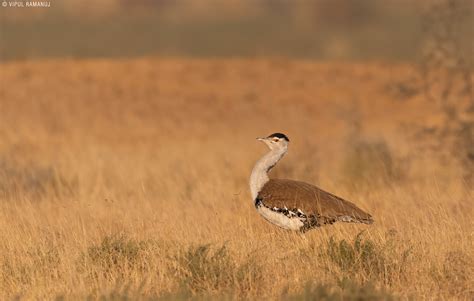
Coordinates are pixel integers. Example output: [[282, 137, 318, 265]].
[[250, 133, 373, 232]]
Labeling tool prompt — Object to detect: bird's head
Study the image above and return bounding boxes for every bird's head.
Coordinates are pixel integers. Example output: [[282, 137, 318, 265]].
[[257, 133, 290, 151]]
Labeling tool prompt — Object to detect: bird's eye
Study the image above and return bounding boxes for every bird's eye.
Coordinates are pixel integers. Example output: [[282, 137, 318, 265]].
[[273, 138, 279, 142]]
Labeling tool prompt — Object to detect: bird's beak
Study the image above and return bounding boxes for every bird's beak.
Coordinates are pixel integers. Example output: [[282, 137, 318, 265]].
[[256, 137, 265, 141]]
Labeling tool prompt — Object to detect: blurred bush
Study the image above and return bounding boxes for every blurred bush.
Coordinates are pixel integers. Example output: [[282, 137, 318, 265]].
[[0, 156, 77, 200], [341, 138, 405, 188]]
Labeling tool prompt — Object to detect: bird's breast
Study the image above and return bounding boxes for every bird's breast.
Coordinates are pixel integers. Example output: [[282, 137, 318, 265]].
[[256, 206, 304, 231]]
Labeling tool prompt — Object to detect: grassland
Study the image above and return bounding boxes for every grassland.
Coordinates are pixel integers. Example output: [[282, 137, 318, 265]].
[[0, 58, 472, 300]]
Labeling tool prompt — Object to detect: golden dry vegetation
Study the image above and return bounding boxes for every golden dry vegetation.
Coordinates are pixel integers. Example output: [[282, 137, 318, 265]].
[[0, 58, 473, 300]]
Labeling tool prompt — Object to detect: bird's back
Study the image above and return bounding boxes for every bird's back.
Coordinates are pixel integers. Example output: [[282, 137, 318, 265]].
[[257, 179, 373, 227]]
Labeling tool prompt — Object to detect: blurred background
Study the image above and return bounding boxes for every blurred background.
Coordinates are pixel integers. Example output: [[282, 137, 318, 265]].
[[1, 0, 473, 180], [1, 0, 472, 62]]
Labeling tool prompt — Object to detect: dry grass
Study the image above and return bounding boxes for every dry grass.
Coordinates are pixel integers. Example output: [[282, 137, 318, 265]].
[[0, 58, 473, 300]]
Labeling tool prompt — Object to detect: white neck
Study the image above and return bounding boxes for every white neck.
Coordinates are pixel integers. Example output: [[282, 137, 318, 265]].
[[250, 147, 287, 201]]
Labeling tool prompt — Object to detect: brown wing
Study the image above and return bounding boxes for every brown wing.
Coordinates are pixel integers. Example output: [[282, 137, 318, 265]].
[[257, 179, 373, 224]]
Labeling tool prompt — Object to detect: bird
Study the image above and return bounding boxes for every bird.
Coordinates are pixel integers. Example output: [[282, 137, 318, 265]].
[[250, 132, 373, 232]]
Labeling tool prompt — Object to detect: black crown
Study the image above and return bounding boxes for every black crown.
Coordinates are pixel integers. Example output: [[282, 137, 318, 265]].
[[267, 133, 290, 142]]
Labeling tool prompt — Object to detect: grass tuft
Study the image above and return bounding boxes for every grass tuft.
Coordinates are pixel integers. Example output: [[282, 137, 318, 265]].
[[433, 250, 474, 299], [283, 280, 398, 301], [78, 234, 153, 282], [177, 244, 262, 296], [323, 231, 412, 286]]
